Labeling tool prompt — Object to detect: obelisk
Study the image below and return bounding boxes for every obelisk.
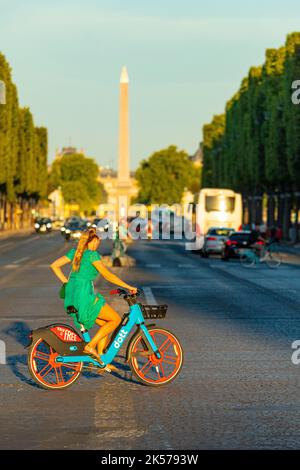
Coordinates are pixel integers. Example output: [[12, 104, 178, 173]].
[[118, 66, 130, 183]]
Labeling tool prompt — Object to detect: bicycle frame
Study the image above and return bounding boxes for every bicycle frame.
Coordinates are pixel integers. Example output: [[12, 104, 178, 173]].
[[243, 245, 272, 263], [55, 303, 161, 368], [243, 249, 259, 263]]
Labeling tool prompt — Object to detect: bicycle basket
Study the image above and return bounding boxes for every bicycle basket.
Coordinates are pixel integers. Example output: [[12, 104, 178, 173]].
[[141, 304, 168, 320]]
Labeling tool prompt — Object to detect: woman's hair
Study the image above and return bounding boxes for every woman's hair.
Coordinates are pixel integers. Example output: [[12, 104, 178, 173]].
[[72, 227, 99, 271]]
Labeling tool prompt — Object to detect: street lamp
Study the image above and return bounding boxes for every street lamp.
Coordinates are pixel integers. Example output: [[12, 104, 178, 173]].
[[0, 80, 6, 104]]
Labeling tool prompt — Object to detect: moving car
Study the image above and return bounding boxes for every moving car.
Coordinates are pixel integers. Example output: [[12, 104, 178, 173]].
[[34, 218, 52, 233], [202, 227, 235, 257], [60, 217, 81, 236], [64, 220, 86, 241], [221, 231, 253, 260], [91, 217, 110, 232]]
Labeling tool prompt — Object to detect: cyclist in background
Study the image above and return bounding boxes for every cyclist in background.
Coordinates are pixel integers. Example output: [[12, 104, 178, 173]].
[[249, 224, 266, 257]]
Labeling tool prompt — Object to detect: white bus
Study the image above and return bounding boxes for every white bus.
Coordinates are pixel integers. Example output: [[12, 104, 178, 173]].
[[195, 188, 242, 249]]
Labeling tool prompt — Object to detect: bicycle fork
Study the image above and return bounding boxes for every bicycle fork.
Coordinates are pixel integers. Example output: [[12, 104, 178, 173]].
[[139, 324, 162, 359]]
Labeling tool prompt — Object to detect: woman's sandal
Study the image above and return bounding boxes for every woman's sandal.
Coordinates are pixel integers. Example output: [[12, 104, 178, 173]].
[[96, 364, 118, 374], [84, 345, 118, 373], [83, 345, 103, 364]]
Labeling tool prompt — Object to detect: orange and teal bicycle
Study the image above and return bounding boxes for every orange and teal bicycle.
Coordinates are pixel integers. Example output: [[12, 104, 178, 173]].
[[27, 289, 183, 390]]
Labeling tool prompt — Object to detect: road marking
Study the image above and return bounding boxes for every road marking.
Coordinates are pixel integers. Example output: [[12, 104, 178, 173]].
[[13, 256, 29, 264], [0, 242, 13, 250], [17, 235, 39, 245], [209, 263, 230, 269], [142, 287, 157, 305], [177, 264, 195, 268], [145, 264, 161, 268], [4, 265, 19, 269]]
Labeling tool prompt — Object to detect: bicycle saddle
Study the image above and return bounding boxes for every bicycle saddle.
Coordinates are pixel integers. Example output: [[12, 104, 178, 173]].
[[66, 305, 78, 314]]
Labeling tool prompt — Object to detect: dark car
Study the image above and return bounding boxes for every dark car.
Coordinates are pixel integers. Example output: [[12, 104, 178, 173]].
[[91, 217, 110, 232], [60, 216, 81, 237], [34, 218, 52, 233], [64, 220, 86, 241], [222, 231, 252, 260]]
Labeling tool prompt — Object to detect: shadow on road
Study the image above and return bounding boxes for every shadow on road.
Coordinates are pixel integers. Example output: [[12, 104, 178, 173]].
[[4, 321, 40, 388], [4, 320, 31, 347]]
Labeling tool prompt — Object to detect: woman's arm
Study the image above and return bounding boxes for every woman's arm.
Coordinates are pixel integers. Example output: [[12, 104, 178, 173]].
[[50, 256, 71, 284], [93, 260, 137, 293]]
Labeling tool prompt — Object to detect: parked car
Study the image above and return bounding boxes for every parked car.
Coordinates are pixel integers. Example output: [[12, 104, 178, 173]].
[[221, 231, 253, 260], [34, 218, 52, 233], [202, 227, 235, 257]]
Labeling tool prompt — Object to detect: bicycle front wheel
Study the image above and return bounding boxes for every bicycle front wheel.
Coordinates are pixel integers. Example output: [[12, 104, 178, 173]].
[[265, 251, 282, 268], [128, 327, 183, 387], [240, 251, 256, 267]]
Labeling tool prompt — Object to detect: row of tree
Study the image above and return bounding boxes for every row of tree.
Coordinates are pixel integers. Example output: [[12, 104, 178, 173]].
[[0, 52, 48, 230], [202, 32, 300, 239]]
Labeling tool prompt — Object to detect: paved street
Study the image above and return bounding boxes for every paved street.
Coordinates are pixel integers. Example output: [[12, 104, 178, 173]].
[[1, 231, 300, 449]]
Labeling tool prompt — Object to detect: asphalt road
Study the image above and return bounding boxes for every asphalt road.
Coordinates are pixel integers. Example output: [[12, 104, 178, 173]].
[[1, 231, 300, 450]]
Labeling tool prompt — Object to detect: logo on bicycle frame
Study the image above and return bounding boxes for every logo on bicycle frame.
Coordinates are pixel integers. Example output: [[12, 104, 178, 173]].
[[114, 328, 128, 349]]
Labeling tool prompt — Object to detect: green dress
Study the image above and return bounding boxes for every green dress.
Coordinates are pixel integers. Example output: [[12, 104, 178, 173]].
[[64, 248, 106, 330]]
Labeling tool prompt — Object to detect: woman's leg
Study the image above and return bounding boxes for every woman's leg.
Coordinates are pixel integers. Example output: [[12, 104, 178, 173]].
[[95, 318, 110, 354], [87, 304, 121, 353]]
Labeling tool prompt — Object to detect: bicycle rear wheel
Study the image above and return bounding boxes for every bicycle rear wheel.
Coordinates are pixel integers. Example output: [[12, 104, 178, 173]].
[[265, 251, 282, 268], [28, 338, 82, 390], [240, 251, 256, 267], [128, 327, 183, 386]]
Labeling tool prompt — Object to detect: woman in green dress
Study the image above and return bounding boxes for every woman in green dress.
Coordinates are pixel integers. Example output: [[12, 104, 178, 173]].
[[50, 227, 137, 367]]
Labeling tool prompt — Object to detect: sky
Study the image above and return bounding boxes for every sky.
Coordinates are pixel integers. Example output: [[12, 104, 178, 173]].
[[0, 0, 300, 169]]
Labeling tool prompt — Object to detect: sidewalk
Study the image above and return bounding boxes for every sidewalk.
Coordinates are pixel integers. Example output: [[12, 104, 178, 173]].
[[277, 242, 300, 256], [273, 242, 300, 265]]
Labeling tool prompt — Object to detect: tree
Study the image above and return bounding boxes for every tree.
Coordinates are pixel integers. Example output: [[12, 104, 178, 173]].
[[0, 51, 48, 229], [49, 153, 106, 213], [135, 145, 197, 205], [202, 114, 225, 188], [35, 127, 48, 199]]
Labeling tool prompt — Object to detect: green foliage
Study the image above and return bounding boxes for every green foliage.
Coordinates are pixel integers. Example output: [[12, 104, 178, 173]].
[[202, 32, 300, 194], [0, 52, 48, 202], [135, 145, 198, 205], [50, 153, 106, 213]]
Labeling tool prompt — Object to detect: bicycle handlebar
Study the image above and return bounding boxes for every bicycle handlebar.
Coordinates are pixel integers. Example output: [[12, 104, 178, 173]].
[[110, 288, 141, 306], [110, 288, 141, 297]]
